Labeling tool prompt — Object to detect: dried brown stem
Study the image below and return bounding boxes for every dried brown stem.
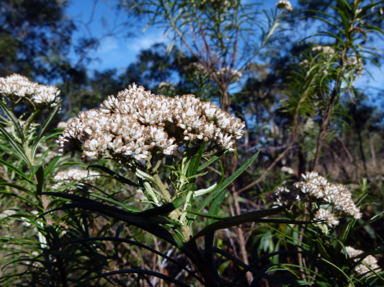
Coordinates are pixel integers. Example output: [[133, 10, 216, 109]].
[[313, 5, 358, 171], [233, 189, 253, 285]]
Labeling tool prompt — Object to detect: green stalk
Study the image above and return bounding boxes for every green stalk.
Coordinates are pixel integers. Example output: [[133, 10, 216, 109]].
[[153, 173, 171, 202]]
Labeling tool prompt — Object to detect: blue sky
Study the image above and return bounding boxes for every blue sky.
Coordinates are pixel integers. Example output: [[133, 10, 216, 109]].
[[65, 0, 382, 93], [66, 0, 279, 73]]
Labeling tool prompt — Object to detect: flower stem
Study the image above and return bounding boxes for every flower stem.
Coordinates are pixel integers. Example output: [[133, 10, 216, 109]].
[[153, 173, 171, 202]]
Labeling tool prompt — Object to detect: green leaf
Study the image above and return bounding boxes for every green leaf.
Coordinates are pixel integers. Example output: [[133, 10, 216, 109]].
[[185, 142, 206, 192], [315, 31, 346, 46], [363, 24, 384, 36], [232, 250, 314, 284], [333, 5, 351, 33], [311, 15, 345, 35], [217, 260, 231, 275], [0, 190, 37, 206], [193, 151, 260, 218], [88, 165, 139, 187], [316, 239, 331, 261], [36, 144, 57, 166], [320, 258, 355, 286], [0, 181, 34, 195], [194, 207, 285, 239], [0, 125, 31, 167], [0, 101, 24, 142], [0, 159, 33, 185], [35, 166, 44, 193], [87, 192, 141, 212], [360, 1, 384, 15], [138, 196, 185, 217], [44, 156, 60, 177], [31, 103, 61, 157], [49, 236, 204, 284], [197, 151, 227, 172], [50, 250, 83, 264], [206, 188, 226, 225], [42, 192, 181, 247], [186, 171, 208, 181], [186, 210, 225, 220]]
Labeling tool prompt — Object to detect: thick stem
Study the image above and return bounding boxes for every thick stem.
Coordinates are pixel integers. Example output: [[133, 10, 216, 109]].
[[153, 173, 171, 202]]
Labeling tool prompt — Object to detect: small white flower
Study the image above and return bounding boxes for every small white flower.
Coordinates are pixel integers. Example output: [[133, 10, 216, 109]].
[[312, 46, 335, 54], [276, 0, 293, 11], [216, 67, 243, 82], [314, 208, 339, 227], [53, 169, 100, 190], [0, 210, 17, 218]]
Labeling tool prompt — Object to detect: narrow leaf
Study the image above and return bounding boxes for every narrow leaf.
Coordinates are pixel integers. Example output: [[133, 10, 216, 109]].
[[194, 151, 260, 218], [0, 101, 24, 142], [31, 103, 61, 157], [88, 165, 139, 187], [194, 207, 285, 239], [0, 125, 31, 166]]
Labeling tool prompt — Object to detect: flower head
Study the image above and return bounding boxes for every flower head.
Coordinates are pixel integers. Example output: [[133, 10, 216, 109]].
[[184, 62, 206, 74], [58, 84, 245, 163], [314, 208, 339, 227], [312, 46, 336, 55], [216, 67, 243, 83], [0, 74, 61, 109], [276, 0, 293, 11], [53, 168, 100, 190], [344, 246, 381, 275], [273, 172, 362, 224]]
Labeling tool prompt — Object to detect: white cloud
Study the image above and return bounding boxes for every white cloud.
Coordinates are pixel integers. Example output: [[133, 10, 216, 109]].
[[98, 36, 118, 53], [128, 30, 168, 52]]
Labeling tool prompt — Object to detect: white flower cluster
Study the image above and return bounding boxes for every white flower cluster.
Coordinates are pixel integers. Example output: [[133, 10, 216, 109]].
[[276, 0, 293, 11], [0, 74, 61, 108], [312, 46, 336, 55], [314, 208, 339, 227], [184, 62, 206, 74], [184, 64, 242, 83], [216, 67, 243, 83], [58, 84, 245, 162], [53, 168, 100, 190], [273, 172, 362, 226], [295, 172, 362, 219], [348, 56, 364, 83], [0, 209, 17, 219], [344, 246, 381, 275], [299, 59, 309, 66]]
